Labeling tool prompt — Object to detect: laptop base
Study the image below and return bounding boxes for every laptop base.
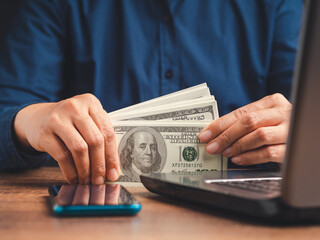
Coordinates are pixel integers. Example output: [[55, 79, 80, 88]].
[[140, 171, 320, 223]]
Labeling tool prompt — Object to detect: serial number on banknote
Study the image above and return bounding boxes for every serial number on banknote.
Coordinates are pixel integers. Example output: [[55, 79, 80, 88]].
[[172, 162, 203, 168]]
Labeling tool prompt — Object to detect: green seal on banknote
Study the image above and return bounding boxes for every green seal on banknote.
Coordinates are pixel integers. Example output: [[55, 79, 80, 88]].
[[182, 146, 198, 162]]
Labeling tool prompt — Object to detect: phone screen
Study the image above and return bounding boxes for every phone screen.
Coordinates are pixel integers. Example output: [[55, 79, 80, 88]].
[[48, 184, 141, 216]]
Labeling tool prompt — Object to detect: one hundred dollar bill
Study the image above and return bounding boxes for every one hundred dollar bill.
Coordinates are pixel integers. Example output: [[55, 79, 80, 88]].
[[113, 121, 227, 182], [109, 83, 210, 116], [111, 99, 219, 122]]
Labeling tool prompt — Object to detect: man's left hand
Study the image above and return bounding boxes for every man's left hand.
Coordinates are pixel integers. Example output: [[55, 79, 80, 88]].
[[198, 94, 292, 165]]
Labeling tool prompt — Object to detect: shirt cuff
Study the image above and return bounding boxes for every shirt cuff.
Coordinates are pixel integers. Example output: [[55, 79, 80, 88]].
[[0, 103, 51, 171]]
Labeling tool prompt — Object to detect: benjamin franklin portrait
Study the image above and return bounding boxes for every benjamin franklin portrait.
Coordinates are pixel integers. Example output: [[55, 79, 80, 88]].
[[119, 127, 166, 181]]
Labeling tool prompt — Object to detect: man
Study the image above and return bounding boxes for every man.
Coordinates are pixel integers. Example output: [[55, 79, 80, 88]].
[[120, 130, 162, 182], [0, 1, 303, 184]]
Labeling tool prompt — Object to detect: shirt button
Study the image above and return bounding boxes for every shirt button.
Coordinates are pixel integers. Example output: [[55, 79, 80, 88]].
[[165, 70, 173, 79]]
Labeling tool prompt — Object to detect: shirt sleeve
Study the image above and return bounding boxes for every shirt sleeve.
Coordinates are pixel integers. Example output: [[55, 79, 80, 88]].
[[267, 0, 304, 99], [0, 0, 65, 171]]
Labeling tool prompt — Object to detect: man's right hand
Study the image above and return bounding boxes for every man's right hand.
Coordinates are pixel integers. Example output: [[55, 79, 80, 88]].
[[14, 94, 120, 184]]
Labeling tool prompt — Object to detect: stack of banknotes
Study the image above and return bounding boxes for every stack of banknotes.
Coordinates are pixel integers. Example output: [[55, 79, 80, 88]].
[[109, 83, 227, 182]]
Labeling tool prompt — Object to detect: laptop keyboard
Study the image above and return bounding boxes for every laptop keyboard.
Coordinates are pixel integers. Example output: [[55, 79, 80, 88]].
[[207, 178, 282, 194]]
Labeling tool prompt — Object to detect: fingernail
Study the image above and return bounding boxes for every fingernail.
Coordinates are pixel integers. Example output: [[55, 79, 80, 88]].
[[232, 156, 242, 164], [108, 168, 119, 181], [207, 142, 220, 154], [95, 176, 105, 185], [222, 147, 232, 157], [199, 130, 212, 142]]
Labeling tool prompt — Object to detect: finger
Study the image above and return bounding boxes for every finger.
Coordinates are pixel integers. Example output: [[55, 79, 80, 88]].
[[89, 185, 105, 205], [231, 144, 287, 166], [222, 125, 289, 157], [206, 108, 287, 154], [72, 185, 90, 206], [42, 134, 78, 184], [105, 184, 120, 205], [57, 185, 76, 206], [90, 110, 120, 181], [73, 116, 106, 185], [54, 123, 90, 184], [199, 94, 289, 142]]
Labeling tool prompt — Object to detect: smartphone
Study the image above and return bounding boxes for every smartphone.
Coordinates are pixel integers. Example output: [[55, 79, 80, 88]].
[[48, 184, 141, 216]]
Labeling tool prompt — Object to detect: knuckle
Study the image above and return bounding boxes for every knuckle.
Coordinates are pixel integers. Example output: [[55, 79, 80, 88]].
[[103, 128, 116, 142], [59, 98, 79, 111], [83, 93, 99, 104], [72, 140, 88, 155], [220, 132, 232, 146], [278, 106, 292, 119], [270, 93, 284, 103], [55, 151, 72, 163], [241, 113, 258, 130], [233, 107, 249, 120], [88, 133, 104, 147], [92, 164, 105, 176], [214, 120, 224, 133], [84, 93, 96, 100], [234, 141, 243, 154], [107, 155, 119, 166], [269, 93, 291, 107], [45, 113, 61, 126], [100, 125, 116, 141], [257, 128, 272, 143], [265, 146, 279, 160]]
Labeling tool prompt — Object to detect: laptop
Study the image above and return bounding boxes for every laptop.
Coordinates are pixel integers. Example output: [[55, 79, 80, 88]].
[[140, 0, 320, 222]]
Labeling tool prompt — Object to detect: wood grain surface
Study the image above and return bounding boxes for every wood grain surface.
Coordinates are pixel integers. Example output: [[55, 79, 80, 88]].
[[0, 167, 320, 240]]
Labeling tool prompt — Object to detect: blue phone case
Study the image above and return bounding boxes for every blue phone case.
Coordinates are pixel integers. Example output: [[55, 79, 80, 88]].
[[49, 185, 141, 216]]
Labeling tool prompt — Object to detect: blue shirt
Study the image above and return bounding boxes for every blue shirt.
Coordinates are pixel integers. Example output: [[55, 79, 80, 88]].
[[0, 0, 303, 170]]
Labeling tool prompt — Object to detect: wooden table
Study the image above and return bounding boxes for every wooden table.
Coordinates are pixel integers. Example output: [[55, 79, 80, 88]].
[[1, 167, 320, 240]]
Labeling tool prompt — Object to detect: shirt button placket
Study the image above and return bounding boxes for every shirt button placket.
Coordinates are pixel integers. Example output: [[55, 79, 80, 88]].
[[159, 2, 179, 95]]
